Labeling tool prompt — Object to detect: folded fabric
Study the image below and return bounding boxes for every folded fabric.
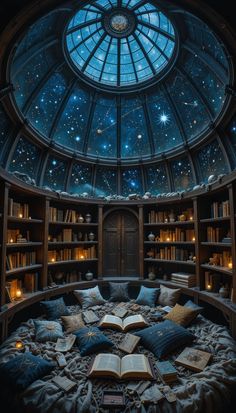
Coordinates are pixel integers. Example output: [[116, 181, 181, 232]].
[[75, 326, 114, 356], [74, 286, 106, 309], [135, 285, 160, 307], [40, 297, 69, 320]]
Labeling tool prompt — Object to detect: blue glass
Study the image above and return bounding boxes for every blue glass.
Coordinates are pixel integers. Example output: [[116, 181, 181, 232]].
[[8, 137, 41, 179], [43, 156, 68, 190], [94, 167, 117, 196], [52, 86, 90, 152], [65, 0, 176, 87], [88, 97, 117, 158], [145, 164, 169, 195], [121, 97, 150, 158], [121, 168, 143, 196], [69, 163, 93, 195], [0, 104, 11, 148], [226, 117, 236, 168], [148, 89, 184, 153], [167, 70, 211, 141], [27, 69, 69, 138], [196, 139, 229, 183], [171, 157, 194, 191]]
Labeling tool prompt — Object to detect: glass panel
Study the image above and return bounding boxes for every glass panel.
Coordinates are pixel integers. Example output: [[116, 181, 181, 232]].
[[52, 85, 90, 153], [226, 116, 236, 168], [171, 157, 194, 192], [196, 139, 229, 183], [27, 69, 69, 138], [95, 167, 117, 196], [43, 156, 67, 190], [121, 168, 143, 196], [69, 163, 93, 195], [0, 103, 11, 148], [88, 97, 117, 158], [147, 89, 183, 153], [121, 97, 151, 158], [146, 163, 169, 195], [8, 137, 41, 179]]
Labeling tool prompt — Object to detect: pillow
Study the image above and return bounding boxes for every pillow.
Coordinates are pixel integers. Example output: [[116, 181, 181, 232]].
[[135, 286, 160, 307], [61, 313, 85, 333], [109, 282, 130, 302], [0, 352, 54, 391], [163, 303, 199, 326], [34, 320, 64, 342], [74, 286, 106, 309], [134, 320, 195, 359], [40, 297, 69, 320], [158, 285, 181, 307], [75, 326, 114, 356], [184, 300, 204, 314]]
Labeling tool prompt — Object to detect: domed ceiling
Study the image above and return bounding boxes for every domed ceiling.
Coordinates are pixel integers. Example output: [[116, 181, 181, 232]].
[[0, 0, 235, 198]]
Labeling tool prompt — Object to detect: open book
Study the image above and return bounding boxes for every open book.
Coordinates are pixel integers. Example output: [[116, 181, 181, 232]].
[[88, 353, 155, 380], [99, 314, 148, 332]]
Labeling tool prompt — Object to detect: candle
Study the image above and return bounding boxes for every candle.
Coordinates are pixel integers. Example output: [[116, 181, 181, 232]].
[[15, 289, 22, 299], [10, 238, 14, 243], [19, 213, 23, 218], [15, 340, 25, 351], [192, 237, 196, 242], [207, 284, 212, 290], [228, 262, 233, 270], [51, 258, 55, 263], [190, 216, 193, 221], [166, 237, 170, 242], [80, 255, 85, 260]]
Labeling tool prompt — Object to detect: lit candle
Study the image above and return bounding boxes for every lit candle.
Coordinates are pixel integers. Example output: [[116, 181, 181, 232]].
[[51, 258, 55, 263], [166, 237, 170, 242], [10, 238, 14, 243], [15, 340, 25, 351], [228, 262, 233, 270], [190, 216, 193, 221], [192, 237, 196, 242], [207, 284, 212, 290], [19, 213, 23, 218], [15, 289, 22, 300], [80, 255, 85, 260]]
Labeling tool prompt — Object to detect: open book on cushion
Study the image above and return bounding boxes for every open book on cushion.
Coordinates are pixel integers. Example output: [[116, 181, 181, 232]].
[[88, 353, 155, 380], [99, 314, 148, 332]]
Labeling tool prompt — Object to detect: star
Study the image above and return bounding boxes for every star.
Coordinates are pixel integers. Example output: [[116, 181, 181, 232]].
[[158, 112, 170, 126]]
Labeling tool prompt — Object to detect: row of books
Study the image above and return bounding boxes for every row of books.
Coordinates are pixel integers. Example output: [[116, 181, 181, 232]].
[[206, 227, 225, 243], [49, 208, 92, 223], [210, 200, 230, 218], [147, 208, 194, 224], [48, 246, 96, 262], [158, 229, 195, 242], [147, 247, 191, 261], [49, 230, 95, 243], [8, 198, 29, 218], [6, 252, 37, 270], [7, 229, 30, 243], [170, 272, 196, 287]]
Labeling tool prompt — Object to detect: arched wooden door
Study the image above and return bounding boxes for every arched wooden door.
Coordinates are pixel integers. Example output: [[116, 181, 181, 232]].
[[103, 210, 139, 277]]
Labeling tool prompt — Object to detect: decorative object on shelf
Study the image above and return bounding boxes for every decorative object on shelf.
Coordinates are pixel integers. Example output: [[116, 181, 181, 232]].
[[85, 270, 93, 281], [15, 289, 22, 300], [179, 214, 186, 222], [78, 214, 84, 223], [148, 268, 156, 281], [228, 261, 233, 270], [54, 271, 64, 284], [15, 340, 25, 352], [219, 284, 229, 298], [148, 232, 155, 242], [78, 231, 83, 241], [168, 210, 175, 223], [163, 274, 168, 281], [88, 232, 95, 241], [85, 213, 92, 223]]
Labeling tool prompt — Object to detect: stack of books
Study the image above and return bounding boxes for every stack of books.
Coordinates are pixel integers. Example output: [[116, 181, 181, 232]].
[[156, 361, 178, 383], [170, 272, 196, 287]]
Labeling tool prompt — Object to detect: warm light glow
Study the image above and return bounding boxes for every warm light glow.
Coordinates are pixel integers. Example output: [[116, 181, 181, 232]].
[[228, 262, 233, 269], [164, 218, 168, 223], [19, 213, 23, 218], [15, 340, 24, 350], [192, 237, 196, 242], [51, 258, 55, 263], [80, 255, 85, 260], [190, 216, 193, 221], [166, 237, 170, 242], [207, 284, 212, 290], [15, 289, 22, 299], [10, 238, 14, 243]]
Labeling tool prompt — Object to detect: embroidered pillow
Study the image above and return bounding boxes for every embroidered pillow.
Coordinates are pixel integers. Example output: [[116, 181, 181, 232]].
[[109, 282, 130, 302], [34, 320, 64, 342], [135, 286, 160, 307], [61, 313, 85, 333], [134, 320, 195, 358], [163, 303, 199, 326], [74, 286, 106, 309], [40, 297, 69, 320], [75, 326, 114, 356], [158, 285, 181, 307], [0, 352, 54, 391]]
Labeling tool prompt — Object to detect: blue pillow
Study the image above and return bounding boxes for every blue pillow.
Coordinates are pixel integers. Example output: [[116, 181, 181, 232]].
[[0, 352, 54, 391], [109, 282, 130, 302], [135, 286, 160, 307], [134, 320, 195, 358], [40, 297, 69, 320], [34, 320, 64, 342], [74, 286, 106, 309], [75, 326, 114, 356], [184, 300, 203, 314]]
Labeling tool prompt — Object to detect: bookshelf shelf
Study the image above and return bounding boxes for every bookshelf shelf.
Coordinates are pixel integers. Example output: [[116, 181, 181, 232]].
[[7, 217, 43, 224], [200, 217, 230, 224], [201, 264, 233, 276], [6, 242, 43, 248], [144, 258, 196, 266], [144, 241, 195, 245], [201, 242, 232, 248], [144, 221, 194, 227], [48, 259, 98, 266], [49, 221, 98, 226], [6, 264, 42, 275], [48, 241, 98, 246]]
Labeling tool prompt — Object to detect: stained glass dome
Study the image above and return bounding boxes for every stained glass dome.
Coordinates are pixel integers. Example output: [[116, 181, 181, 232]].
[[0, 0, 235, 198]]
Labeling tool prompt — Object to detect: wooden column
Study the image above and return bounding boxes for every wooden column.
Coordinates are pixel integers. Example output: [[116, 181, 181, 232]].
[[41, 197, 50, 289], [138, 204, 144, 279], [0, 182, 10, 307], [98, 204, 103, 279], [228, 183, 236, 303]]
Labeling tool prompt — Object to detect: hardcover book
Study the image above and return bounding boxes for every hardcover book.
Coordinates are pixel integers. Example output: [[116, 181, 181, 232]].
[[55, 335, 76, 352], [99, 314, 148, 332], [175, 347, 212, 372], [112, 305, 128, 318], [155, 361, 178, 383], [118, 333, 141, 354], [88, 353, 155, 380], [52, 375, 76, 392], [83, 310, 99, 324]]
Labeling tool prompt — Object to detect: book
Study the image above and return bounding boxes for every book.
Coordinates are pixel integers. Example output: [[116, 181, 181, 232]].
[[101, 391, 125, 408], [112, 305, 128, 318], [88, 353, 155, 380], [99, 314, 148, 332], [140, 384, 164, 403], [155, 361, 178, 383], [118, 333, 141, 354], [83, 310, 99, 324], [161, 306, 172, 313], [55, 335, 76, 352], [175, 347, 212, 372], [52, 375, 76, 392]]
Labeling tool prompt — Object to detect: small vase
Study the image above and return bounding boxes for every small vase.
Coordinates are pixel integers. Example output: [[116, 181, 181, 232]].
[[88, 232, 95, 241], [85, 270, 93, 281], [148, 232, 155, 242], [78, 214, 84, 223], [85, 213, 92, 223], [148, 271, 156, 281], [219, 285, 229, 298], [169, 210, 175, 223]]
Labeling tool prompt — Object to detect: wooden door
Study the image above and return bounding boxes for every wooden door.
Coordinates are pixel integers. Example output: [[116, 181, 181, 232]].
[[103, 210, 139, 277]]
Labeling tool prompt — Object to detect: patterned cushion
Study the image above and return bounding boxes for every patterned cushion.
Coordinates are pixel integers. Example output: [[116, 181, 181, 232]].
[[184, 300, 204, 314], [40, 297, 69, 320], [158, 285, 181, 307], [75, 326, 114, 356], [74, 286, 106, 309], [34, 320, 64, 342], [163, 303, 199, 326], [134, 320, 195, 358], [61, 313, 85, 333], [0, 352, 54, 391], [109, 282, 130, 302], [135, 286, 160, 307]]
